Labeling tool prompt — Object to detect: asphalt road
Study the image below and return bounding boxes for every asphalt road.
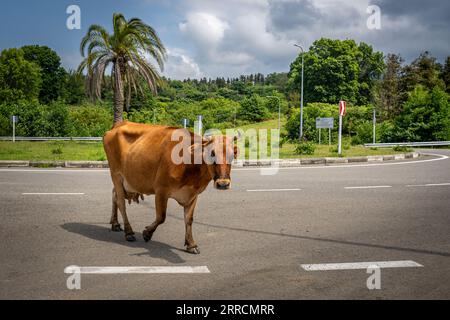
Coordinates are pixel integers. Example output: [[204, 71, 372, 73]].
[[0, 150, 449, 299]]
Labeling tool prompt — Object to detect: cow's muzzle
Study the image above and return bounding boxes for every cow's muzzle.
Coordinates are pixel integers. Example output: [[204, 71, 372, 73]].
[[214, 179, 231, 190]]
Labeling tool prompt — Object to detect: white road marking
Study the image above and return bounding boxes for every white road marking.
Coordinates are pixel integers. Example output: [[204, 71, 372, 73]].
[[301, 260, 423, 271], [247, 188, 301, 192], [344, 185, 392, 189], [234, 152, 449, 171], [406, 182, 450, 187], [22, 192, 85, 195], [65, 266, 210, 274]]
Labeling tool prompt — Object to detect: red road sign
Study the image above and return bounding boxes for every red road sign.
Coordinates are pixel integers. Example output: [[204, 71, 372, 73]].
[[339, 100, 346, 116]]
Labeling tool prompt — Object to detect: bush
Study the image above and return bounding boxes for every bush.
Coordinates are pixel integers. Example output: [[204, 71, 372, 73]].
[[393, 86, 450, 141], [351, 121, 373, 145], [393, 145, 412, 152], [377, 121, 397, 143], [0, 100, 71, 136], [51, 144, 63, 155], [238, 94, 269, 122], [294, 142, 316, 155], [68, 103, 112, 136]]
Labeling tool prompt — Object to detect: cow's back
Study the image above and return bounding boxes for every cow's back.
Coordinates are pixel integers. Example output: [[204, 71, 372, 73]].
[[103, 121, 179, 194]]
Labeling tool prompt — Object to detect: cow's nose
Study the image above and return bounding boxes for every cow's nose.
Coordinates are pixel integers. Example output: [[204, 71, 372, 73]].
[[215, 179, 231, 190]]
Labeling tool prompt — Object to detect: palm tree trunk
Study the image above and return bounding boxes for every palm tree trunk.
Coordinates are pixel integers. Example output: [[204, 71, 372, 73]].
[[113, 61, 124, 124]]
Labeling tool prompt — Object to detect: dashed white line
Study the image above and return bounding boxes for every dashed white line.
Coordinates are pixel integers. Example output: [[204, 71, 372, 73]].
[[301, 260, 423, 271], [65, 266, 210, 274], [247, 188, 301, 192], [22, 192, 85, 195], [406, 183, 450, 187], [344, 185, 392, 190]]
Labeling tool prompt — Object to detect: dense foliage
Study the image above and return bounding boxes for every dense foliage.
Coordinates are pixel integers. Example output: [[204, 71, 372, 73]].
[[0, 36, 448, 144]]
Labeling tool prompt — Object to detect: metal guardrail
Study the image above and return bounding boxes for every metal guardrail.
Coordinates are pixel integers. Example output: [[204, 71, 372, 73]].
[[365, 141, 450, 147], [0, 136, 102, 141]]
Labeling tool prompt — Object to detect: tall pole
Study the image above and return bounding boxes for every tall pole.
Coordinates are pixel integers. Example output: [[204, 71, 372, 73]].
[[12, 117, 15, 143], [372, 106, 376, 144], [294, 44, 304, 142], [338, 114, 342, 155]]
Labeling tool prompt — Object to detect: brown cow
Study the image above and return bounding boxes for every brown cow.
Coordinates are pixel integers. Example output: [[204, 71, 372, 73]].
[[103, 121, 238, 254]]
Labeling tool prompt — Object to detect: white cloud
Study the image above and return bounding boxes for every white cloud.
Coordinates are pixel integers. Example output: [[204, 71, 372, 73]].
[[163, 47, 203, 79], [161, 0, 450, 78], [179, 12, 229, 54]]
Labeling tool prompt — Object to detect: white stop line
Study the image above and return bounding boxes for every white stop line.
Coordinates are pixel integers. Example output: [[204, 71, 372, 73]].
[[65, 266, 210, 274], [301, 260, 423, 271]]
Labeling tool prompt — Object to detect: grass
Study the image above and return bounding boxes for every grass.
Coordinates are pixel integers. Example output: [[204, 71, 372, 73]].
[[0, 141, 106, 161], [278, 143, 406, 158], [237, 118, 287, 132]]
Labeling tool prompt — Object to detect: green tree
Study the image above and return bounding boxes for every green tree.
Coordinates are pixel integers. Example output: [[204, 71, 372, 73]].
[[21, 45, 67, 104], [356, 42, 385, 105], [0, 48, 41, 102], [65, 70, 86, 105], [288, 38, 384, 105], [78, 13, 167, 124], [400, 52, 445, 96], [374, 53, 404, 119], [394, 86, 450, 141], [238, 94, 269, 122], [441, 56, 450, 94]]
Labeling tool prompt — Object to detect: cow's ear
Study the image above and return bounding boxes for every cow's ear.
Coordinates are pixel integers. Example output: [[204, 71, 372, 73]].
[[202, 136, 215, 147], [234, 129, 243, 142], [188, 137, 214, 154], [234, 145, 239, 157]]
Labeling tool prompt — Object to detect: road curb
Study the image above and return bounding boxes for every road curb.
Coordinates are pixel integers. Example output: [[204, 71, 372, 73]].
[[0, 152, 421, 168]]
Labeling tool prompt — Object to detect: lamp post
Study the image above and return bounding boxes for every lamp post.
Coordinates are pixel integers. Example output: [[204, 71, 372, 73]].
[[294, 44, 304, 142]]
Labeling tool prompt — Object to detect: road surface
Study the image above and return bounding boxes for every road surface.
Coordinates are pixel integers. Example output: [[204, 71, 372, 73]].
[[0, 150, 449, 299]]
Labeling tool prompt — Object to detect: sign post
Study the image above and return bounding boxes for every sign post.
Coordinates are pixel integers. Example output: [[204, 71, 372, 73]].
[[329, 128, 331, 146], [11, 115, 18, 143], [338, 101, 346, 155], [315, 117, 334, 146], [194, 115, 203, 135]]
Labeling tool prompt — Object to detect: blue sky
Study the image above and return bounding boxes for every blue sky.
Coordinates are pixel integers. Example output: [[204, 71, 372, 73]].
[[0, 0, 449, 79]]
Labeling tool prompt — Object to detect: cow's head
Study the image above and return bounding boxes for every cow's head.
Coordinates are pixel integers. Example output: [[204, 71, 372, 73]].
[[191, 135, 239, 190]]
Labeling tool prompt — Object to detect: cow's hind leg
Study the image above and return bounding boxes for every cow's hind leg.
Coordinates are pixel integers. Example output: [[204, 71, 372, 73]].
[[111, 174, 136, 241], [142, 193, 167, 242], [110, 188, 122, 232], [184, 197, 199, 254]]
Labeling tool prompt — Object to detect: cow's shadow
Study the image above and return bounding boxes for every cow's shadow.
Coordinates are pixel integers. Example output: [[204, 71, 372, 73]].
[[61, 223, 186, 264]]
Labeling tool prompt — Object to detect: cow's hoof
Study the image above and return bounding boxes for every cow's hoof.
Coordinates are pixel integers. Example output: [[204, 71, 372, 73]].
[[111, 224, 122, 232], [186, 246, 200, 254], [142, 229, 153, 242], [125, 234, 136, 242]]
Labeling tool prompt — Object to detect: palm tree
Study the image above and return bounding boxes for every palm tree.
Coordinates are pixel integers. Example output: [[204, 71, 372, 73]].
[[78, 13, 167, 124]]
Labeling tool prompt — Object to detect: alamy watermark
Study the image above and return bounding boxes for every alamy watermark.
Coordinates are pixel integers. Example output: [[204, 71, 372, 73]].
[[66, 5, 81, 30], [367, 5, 381, 30], [366, 265, 381, 290]]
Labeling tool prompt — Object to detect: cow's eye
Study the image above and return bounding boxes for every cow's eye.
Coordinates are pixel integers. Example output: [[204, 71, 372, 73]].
[[211, 150, 215, 157]]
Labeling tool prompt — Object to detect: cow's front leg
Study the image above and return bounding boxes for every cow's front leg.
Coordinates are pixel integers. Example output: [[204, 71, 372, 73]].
[[184, 196, 199, 254], [111, 175, 135, 241], [143, 192, 167, 242], [110, 188, 122, 232]]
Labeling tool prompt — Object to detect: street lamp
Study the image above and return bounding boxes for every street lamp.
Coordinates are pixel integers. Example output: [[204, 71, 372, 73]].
[[294, 44, 304, 142]]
